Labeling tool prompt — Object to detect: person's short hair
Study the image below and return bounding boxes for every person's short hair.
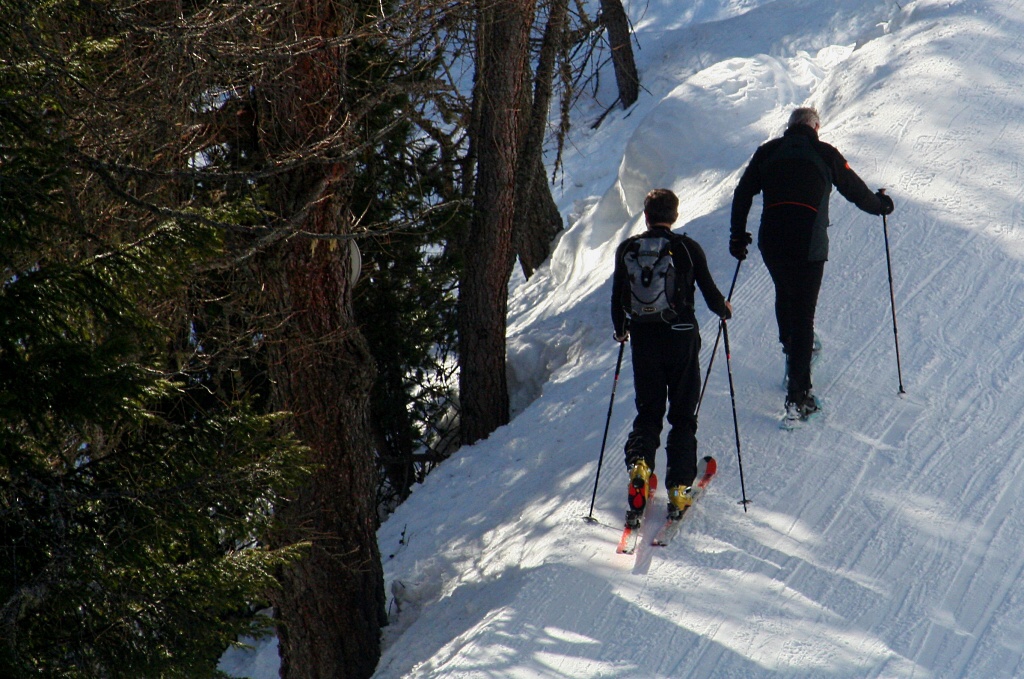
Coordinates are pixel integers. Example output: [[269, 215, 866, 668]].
[[643, 188, 679, 225], [788, 107, 820, 129]]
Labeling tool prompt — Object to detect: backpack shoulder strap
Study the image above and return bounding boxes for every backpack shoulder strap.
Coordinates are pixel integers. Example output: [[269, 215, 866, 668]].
[[674, 233, 694, 270]]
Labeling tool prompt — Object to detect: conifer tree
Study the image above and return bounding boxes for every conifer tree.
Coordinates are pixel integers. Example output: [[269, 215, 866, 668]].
[[0, 5, 309, 676]]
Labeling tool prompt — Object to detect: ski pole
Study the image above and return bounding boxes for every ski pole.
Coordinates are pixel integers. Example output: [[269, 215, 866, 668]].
[[585, 339, 627, 522], [721, 318, 750, 511], [695, 259, 742, 417], [880, 189, 906, 394]]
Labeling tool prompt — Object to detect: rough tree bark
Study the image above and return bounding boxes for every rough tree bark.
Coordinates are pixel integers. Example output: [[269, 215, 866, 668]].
[[259, 2, 386, 677], [264, 236, 384, 679], [513, 0, 568, 279], [459, 0, 537, 445], [599, 0, 639, 108]]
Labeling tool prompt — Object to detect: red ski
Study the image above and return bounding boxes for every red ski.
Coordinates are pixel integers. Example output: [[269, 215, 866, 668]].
[[616, 474, 657, 555]]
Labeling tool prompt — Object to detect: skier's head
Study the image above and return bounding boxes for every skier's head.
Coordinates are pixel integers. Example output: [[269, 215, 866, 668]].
[[644, 188, 679, 226], [788, 107, 820, 131]]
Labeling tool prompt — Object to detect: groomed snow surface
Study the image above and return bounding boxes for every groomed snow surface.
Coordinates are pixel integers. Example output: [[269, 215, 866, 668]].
[[222, 0, 1024, 676]]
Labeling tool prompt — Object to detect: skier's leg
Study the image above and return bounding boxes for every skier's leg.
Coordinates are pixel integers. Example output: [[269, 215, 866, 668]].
[[786, 261, 824, 397], [665, 328, 700, 489], [624, 330, 666, 472], [764, 256, 798, 392], [764, 256, 794, 356]]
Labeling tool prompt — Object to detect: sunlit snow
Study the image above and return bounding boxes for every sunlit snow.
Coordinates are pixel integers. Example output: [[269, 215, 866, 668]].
[[224, 1, 1024, 677]]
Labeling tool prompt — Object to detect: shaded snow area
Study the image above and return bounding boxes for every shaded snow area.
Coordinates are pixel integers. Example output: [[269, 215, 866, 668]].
[[224, 0, 1024, 677]]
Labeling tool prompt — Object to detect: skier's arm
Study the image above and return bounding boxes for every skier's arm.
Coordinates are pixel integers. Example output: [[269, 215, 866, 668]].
[[829, 147, 887, 215], [730, 148, 764, 238], [689, 240, 731, 320], [610, 240, 630, 337]]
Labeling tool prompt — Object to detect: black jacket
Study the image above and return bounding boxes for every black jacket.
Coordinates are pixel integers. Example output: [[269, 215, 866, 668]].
[[611, 226, 729, 336], [731, 124, 886, 262]]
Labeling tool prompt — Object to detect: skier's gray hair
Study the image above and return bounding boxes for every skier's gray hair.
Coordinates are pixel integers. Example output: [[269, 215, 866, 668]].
[[788, 107, 820, 129]]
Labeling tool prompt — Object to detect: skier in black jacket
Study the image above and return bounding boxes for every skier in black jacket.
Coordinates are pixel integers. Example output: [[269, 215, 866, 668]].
[[729, 107, 894, 421], [612, 188, 731, 524]]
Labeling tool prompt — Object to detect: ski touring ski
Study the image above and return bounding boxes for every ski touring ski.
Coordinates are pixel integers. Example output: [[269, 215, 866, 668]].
[[616, 474, 658, 555], [651, 456, 717, 547]]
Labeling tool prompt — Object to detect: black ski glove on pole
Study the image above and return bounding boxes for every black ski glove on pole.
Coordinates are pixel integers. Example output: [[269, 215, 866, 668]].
[[729, 232, 753, 261], [875, 190, 895, 215]]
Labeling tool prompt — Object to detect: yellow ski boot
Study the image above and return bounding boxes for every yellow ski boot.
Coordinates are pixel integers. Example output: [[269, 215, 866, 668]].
[[626, 459, 653, 525], [667, 485, 695, 521]]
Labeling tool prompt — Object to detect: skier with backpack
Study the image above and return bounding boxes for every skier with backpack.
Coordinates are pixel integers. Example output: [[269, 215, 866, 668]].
[[611, 188, 732, 528], [729, 107, 894, 425]]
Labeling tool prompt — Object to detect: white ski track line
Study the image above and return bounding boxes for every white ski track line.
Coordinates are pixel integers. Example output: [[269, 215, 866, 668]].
[[907, 402, 1024, 674]]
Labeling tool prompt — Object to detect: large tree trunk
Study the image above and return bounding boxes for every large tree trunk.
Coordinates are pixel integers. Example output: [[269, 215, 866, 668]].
[[459, 0, 537, 445], [259, 2, 386, 677], [264, 230, 384, 679], [599, 0, 639, 108]]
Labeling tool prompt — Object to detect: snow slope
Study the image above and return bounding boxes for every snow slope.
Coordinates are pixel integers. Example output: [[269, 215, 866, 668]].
[[224, 0, 1024, 676]]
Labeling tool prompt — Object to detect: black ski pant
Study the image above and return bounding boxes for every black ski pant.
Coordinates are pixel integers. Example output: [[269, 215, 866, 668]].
[[624, 322, 701, 489], [762, 254, 825, 399]]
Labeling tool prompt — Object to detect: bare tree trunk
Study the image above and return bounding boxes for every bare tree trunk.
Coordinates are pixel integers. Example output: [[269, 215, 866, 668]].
[[514, 154, 563, 279], [459, 0, 537, 445], [258, 2, 386, 677], [265, 233, 384, 679], [513, 0, 567, 279], [599, 0, 639, 108]]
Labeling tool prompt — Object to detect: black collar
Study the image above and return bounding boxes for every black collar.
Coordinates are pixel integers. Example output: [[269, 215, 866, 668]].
[[785, 124, 819, 141]]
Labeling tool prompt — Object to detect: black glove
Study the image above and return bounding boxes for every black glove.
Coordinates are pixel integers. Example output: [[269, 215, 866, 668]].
[[729, 232, 753, 260], [876, 190, 894, 216], [613, 330, 629, 343]]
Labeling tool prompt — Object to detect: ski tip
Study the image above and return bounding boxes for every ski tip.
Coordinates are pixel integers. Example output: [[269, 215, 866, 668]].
[[704, 456, 718, 475]]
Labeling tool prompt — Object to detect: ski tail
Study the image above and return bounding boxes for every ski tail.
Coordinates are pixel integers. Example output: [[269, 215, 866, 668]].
[[696, 456, 716, 490]]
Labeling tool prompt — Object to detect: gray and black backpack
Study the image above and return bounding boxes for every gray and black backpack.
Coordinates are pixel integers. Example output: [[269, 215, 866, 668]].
[[622, 233, 693, 323]]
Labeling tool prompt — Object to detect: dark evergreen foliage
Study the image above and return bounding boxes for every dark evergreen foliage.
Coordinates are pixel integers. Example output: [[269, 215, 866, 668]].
[[352, 122, 464, 508], [0, 8, 309, 677]]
